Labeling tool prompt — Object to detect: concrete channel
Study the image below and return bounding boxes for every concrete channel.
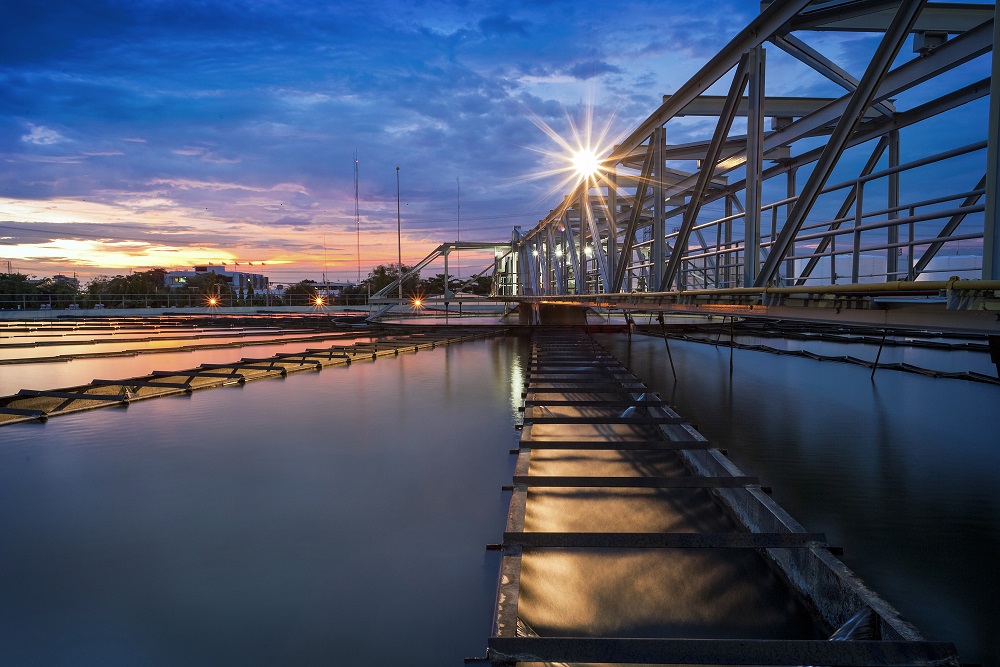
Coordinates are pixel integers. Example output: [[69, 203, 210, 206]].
[[479, 329, 959, 666]]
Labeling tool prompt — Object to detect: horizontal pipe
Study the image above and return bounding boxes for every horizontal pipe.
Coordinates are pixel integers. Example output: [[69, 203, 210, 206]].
[[509, 278, 1000, 301]]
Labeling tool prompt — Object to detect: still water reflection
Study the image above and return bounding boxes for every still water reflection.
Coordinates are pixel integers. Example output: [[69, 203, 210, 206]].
[[0, 338, 525, 665], [598, 333, 1000, 666], [0, 336, 373, 395]]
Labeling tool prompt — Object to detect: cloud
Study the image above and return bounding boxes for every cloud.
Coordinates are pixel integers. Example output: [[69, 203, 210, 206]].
[[565, 60, 621, 80], [148, 178, 307, 194], [478, 14, 530, 37], [271, 215, 314, 227], [21, 123, 66, 145], [171, 145, 242, 164], [18, 0, 978, 283]]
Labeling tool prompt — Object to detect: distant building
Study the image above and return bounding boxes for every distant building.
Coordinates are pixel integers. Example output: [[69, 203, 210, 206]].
[[164, 264, 269, 292], [315, 281, 355, 295], [52, 274, 81, 290], [269, 281, 356, 299]]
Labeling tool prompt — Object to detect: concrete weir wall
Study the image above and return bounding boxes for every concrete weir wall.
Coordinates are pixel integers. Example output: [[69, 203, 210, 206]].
[[517, 304, 588, 325]]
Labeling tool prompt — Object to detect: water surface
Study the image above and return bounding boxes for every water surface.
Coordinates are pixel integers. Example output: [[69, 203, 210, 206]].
[[0, 337, 524, 665], [599, 332, 1000, 666]]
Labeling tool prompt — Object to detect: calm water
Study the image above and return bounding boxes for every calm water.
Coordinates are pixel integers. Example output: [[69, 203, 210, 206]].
[[0, 336, 373, 395], [0, 337, 524, 665], [599, 333, 1000, 666], [1, 330, 997, 665]]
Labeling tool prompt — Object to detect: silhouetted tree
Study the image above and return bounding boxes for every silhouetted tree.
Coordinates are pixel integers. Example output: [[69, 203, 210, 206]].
[[284, 280, 319, 305], [418, 273, 456, 295], [0, 273, 40, 309], [362, 263, 419, 296]]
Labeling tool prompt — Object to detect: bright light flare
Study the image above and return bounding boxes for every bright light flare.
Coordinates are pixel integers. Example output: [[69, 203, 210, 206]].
[[314, 296, 325, 306], [513, 96, 624, 203], [412, 297, 423, 308], [207, 296, 218, 306], [572, 149, 601, 178]]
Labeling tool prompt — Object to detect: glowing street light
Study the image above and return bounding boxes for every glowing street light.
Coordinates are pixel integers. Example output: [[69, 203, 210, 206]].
[[314, 296, 325, 307]]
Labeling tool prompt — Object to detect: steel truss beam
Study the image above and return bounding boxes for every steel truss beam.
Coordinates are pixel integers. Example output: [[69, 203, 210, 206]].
[[496, 0, 997, 331], [660, 54, 751, 291]]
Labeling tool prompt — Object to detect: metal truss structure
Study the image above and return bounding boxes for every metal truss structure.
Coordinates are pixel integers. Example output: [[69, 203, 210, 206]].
[[493, 0, 1000, 333], [368, 241, 515, 318]]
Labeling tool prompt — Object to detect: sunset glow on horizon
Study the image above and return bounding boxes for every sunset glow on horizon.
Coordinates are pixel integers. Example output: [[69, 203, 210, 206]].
[[3, 0, 789, 286], [5, 0, 984, 287]]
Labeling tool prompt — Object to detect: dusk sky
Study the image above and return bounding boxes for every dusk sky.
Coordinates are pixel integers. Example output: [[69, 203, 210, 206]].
[[1, 0, 990, 285]]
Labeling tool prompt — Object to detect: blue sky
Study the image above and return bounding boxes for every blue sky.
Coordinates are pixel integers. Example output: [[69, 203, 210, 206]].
[[0, 0, 766, 282], [1, 0, 990, 284]]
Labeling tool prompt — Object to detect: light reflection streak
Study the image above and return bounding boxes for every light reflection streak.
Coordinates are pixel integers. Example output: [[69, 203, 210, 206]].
[[517, 548, 812, 638]]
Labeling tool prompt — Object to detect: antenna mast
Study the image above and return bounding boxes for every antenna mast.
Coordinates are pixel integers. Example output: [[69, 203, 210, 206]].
[[354, 150, 361, 284]]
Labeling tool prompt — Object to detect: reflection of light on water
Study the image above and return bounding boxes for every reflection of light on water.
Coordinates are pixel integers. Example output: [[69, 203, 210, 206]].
[[524, 487, 724, 534], [517, 549, 816, 639], [509, 353, 524, 419], [0, 337, 523, 662], [0, 334, 379, 395]]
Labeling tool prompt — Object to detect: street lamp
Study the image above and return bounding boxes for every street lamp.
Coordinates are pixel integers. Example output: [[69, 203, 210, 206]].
[[396, 166, 402, 301]]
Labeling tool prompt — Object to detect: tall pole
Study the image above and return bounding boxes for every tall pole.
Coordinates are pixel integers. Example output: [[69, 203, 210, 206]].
[[456, 176, 461, 280], [354, 151, 361, 284], [396, 166, 402, 301]]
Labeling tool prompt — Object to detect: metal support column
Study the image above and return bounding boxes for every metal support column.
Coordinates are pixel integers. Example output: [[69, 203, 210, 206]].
[[887, 130, 901, 280], [565, 209, 581, 295], [577, 187, 588, 293], [584, 179, 613, 292], [725, 195, 734, 286], [785, 165, 797, 283], [546, 225, 563, 294], [984, 5, 1000, 279], [607, 171, 618, 290], [744, 45, 765, 288], [613, 143, 655, 292], [652, 127, 666, 291], [529, 239, 542, 295], [517, 245, 529, 296], [443, 246, 451, 299]]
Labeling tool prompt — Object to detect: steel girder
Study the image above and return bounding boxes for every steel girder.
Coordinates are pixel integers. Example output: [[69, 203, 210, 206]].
[[986, 7, 1000, 279], [659, 53, 751, 291], [506, 0, 996, 316]]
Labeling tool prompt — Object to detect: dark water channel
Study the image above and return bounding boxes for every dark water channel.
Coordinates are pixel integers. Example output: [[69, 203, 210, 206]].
[[1, 330, 997, 665], [599, 332, 1000, 666], [0, 337, 525, 665]]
